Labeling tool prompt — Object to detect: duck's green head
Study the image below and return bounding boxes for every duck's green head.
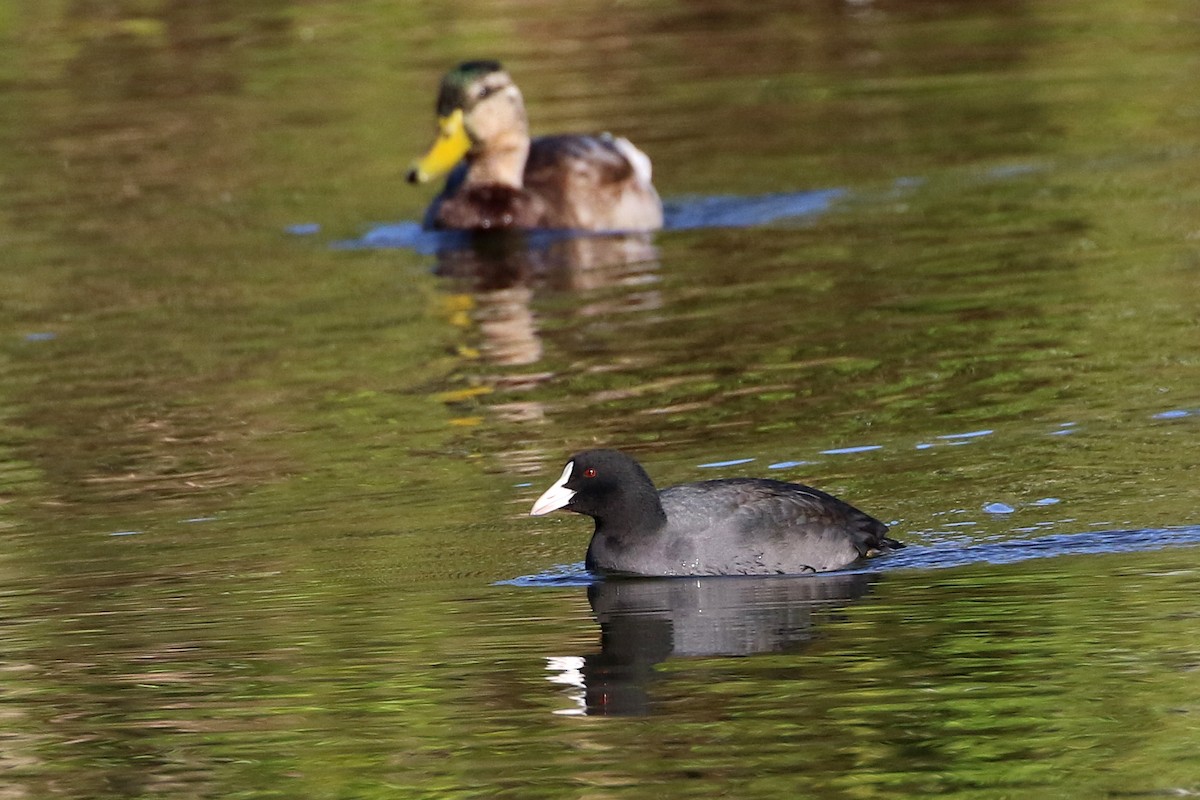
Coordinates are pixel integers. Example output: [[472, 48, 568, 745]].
[[407, 60, 525, 185], [435, 60, 505, 116]]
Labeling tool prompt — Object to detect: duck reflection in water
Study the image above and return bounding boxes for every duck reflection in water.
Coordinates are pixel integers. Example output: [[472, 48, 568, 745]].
[[434, 229, 660, 367], [548, 572, 875, 716]]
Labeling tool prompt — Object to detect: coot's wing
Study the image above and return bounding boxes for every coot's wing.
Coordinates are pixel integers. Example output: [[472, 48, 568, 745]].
[[661, 479, 891, 574]]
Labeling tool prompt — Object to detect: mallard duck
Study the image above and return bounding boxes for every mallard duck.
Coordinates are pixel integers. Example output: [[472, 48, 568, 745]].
[[406, 60, 663, 232]]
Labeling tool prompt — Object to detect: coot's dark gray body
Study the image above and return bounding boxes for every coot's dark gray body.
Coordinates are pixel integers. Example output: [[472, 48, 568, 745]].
[[530, 449, 900, 576]]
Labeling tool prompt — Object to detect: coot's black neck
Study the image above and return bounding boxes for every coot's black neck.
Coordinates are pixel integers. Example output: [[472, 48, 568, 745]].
[[588, 480, 667, 545], [585, 487, 668, 573]]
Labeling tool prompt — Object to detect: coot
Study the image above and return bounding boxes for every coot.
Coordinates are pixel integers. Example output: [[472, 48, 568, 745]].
[[530, 449, 900, 576]]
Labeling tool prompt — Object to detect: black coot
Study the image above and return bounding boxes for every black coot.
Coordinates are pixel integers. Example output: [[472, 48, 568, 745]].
[[530, 449, 900, 576]]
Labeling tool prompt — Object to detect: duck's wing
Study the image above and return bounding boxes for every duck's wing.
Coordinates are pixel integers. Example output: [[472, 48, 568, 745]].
[[523, 134, 662, 231]]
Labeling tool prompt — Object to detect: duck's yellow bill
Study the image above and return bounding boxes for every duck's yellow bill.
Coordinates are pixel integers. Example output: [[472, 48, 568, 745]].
[[406, 109, 470, 184]]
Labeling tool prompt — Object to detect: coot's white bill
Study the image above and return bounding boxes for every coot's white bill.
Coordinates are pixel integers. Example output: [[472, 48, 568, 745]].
[[530, 461, 576, 516]]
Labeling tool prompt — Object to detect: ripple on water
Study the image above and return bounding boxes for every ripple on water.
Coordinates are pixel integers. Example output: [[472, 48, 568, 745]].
[[820, 445, 884, 455], [500, 526, 1200, 585], [697, 458, 755, 468], [878, 525, 1200, 572], [496, 562, 593, 588]]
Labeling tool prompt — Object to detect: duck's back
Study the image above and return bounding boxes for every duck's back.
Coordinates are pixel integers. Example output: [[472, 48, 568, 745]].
[[524, 134, 663, 231]]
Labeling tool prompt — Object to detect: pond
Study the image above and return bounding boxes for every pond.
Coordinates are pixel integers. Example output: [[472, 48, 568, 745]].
[[1, 1, 1199, 797]]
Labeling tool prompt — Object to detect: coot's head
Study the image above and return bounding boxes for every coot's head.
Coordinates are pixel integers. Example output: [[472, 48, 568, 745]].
[[529, 449, 656, 518]]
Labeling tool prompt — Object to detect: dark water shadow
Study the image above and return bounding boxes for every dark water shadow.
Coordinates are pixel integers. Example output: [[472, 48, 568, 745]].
[[548, 572, 874, 716]]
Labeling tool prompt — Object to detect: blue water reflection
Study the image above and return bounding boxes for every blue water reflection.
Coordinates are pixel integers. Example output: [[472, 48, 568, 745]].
[[882, 525, 1200, 570], [661, 188, 845, 230]]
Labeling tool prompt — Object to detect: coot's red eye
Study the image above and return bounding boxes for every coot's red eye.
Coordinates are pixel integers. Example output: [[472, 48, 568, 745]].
[[583, 468, 597, 478]]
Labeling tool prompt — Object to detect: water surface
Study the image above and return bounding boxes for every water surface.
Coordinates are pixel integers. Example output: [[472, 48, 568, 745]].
[[1, 1, 1199, 798]]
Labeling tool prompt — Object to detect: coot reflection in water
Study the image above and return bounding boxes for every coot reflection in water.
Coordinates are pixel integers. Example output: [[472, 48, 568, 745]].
[[550, 572, 875, 716]]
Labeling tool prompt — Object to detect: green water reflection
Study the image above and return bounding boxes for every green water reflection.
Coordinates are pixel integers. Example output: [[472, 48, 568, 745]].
[[1, 0, 1199, 798]]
